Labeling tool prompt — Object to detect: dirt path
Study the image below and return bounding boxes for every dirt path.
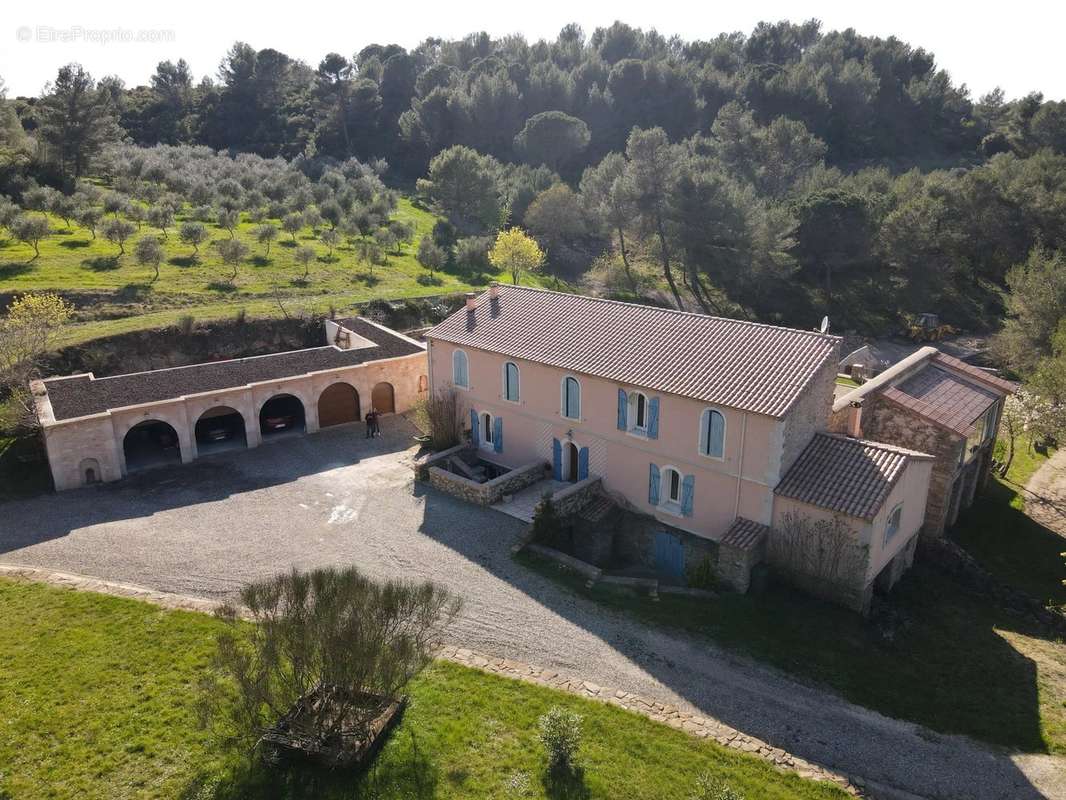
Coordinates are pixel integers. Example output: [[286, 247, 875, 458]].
[[1025, 448, 1066, 538]]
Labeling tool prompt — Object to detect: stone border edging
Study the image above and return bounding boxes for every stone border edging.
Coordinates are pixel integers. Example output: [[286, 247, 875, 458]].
[[1, 564, 878, 798]]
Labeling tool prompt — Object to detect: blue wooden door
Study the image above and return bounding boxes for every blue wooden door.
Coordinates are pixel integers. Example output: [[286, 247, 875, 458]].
[[654, 531, 685, 578]]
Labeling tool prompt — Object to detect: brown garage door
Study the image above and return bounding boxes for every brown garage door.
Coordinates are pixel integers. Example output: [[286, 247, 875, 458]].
[[318, 383, 360, 427], [371, 382, 395, 414]]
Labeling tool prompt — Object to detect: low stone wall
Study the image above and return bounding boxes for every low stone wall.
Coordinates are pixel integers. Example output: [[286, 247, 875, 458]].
[[718, 537, 766, 594], [551, 476, 602, 516], [427, 459, 548, 506], [412, 443, 469, 481]]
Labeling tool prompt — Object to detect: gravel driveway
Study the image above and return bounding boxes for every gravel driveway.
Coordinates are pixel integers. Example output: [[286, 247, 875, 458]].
[[1, 420, 1060, 800]]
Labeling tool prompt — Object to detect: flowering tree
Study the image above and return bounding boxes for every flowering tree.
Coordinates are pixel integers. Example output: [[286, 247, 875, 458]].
[[488, 227, 545, 285]]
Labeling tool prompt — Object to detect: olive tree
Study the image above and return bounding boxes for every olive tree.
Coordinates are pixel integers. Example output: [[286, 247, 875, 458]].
[[198, 567, 460, 756], [179, 220, 208, 258], [102, 217, 136, 256], [320, 228, 340, 259], [148, 205, 174, 239], [256, 223, 278, 256], [217, 209, 239, 239], [295, 245, 316, 279], [282, 212, 303, 243], [134, 235, 165, 281], [12, 215, 52, 260], [75, 206, 101, 239], [217, 238, 249, 282]]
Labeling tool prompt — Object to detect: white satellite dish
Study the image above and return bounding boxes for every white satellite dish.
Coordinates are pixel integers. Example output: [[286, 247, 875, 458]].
[[819, 316, 830, 334]]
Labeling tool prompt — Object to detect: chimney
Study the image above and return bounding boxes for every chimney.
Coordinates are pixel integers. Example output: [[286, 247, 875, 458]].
[[489, 281, 499, 299], [465, 292, 477, 311], [847, 400, 863, 439]]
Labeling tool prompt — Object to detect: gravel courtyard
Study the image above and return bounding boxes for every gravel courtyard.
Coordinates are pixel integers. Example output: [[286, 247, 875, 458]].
[[1, 419, 1060, 800]]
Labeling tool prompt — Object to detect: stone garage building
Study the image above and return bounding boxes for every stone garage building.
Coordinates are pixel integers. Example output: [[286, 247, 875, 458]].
[[33, 317, 428, 491]]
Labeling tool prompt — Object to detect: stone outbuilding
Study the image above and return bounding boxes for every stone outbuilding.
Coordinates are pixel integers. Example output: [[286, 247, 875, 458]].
[[829, 347, 1016, 537], [33, 317, 428, 491]]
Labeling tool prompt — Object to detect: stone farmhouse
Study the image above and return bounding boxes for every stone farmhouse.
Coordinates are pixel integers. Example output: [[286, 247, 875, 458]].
[[424, 285, 960, 612], [830, 346, 1016, 538], [33, 317, 427, 491]]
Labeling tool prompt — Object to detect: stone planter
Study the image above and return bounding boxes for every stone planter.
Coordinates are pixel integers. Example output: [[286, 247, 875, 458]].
[[259, 689, 407, 770]]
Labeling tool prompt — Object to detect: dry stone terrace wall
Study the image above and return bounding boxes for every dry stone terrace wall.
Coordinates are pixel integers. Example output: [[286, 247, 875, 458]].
[[427, 457, 548, 505]]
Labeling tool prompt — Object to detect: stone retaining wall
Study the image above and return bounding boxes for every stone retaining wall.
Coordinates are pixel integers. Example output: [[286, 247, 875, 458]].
[[551, 476, 602, 516], [428, 459, 548, 506]]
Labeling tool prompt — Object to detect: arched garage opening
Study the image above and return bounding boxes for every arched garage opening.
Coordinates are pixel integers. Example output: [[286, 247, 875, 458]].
[[318, 382, 360, 428], [259, 394, 306, 438], [195, 406, 247, 455], [371, 382, 395, 415], [123, 420, 181, 472]]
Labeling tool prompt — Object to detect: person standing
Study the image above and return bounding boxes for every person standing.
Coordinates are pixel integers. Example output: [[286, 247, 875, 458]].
[[365, 409, 375, 438], [372, 408, 382, 437]]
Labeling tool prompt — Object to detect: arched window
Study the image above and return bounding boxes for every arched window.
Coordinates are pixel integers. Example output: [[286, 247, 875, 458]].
[[452, 349, 469, 388], [664, 467, 682, 504], [503, 362, 520, 402], [699, 408, 726, 459], [481, 412, 493, 447], [561, 376, 581, 420], [630, 391, 648, 431]]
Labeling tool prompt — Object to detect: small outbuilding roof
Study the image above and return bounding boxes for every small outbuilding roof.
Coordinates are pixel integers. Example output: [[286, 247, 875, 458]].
[[426, 285, 839, 418], [775, 433, 933, 521], [720, 517, 771, 551], [41, 318, 423, 422]]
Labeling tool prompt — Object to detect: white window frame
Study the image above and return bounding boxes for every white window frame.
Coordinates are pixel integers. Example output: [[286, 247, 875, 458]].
[[502, 361, 521, 403], [698, 407, 727, 461], [659, 465, 684, 517], [627, 390, 649, 436], [452, 348, 469, 389], [560, 375, 582, 421], [883, 503, 903, 548], [479, 410, 495, 452]]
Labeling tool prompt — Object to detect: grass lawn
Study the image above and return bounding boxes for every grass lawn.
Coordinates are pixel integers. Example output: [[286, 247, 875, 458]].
[[951, 437, 1066, 610], [0, 199, 557, 347], [833, 376, 860, 389], [517, 553, 1066, 756], [0, 578, 847, 800]]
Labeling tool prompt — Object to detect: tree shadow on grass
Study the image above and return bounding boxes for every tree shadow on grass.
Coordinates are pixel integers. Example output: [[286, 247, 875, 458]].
[[251, 256, 272, 268], [59, 238, 91, 249], [541, 764, 590, 800], [0, 261, 33, 278], [206, 281, 238, 293], [354, 272, 380, 287], [170, 256, 199, 268], [291, 277, 311, 288], [189, 728, 439, 800], [280, 240, 297, 249], [83, 255, 121, 271]]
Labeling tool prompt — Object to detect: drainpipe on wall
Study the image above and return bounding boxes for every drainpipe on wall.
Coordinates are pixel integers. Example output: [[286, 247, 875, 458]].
[[733, 412, 748, 521]]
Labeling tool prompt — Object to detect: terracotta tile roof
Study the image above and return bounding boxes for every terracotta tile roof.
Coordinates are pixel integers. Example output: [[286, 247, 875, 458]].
[[775, 434, 933, 520], [43, 318, 422, 422], [426, 286, 839, 418], [882, 365, 1000, 437], [932, 351, 1018, 394], [720, 517, 770, 551]]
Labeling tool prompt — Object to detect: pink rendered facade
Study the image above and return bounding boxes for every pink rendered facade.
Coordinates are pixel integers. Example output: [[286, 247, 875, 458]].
[[428, 339, 837, 543]]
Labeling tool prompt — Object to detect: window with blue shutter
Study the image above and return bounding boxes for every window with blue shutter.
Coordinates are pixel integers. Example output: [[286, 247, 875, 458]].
[[493, 417, 503, 453], [700, 408, 725, 458], [453, 349, 469, 387], [578, 447, 589, 480], [647, 397, 660, 439], [552, 438, 563, 481], [681, 474, 695, 517], [617, 389, 627, 430], [469, 408, 479, 445], [504, 362, 520, 401], [648, 462, 660, 505]]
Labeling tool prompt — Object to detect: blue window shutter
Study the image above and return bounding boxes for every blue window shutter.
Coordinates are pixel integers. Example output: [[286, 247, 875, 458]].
[[710, 411, 725, 458], [578, 447, 589, 480], [493, 417, 503, 453], [552, 438, 562, 481], [470, 408, 479, 445], [617, 389, 627, 430], [648, 462, 660, 506], [681, 474, 695, 517], [648, 397, 660, 439]]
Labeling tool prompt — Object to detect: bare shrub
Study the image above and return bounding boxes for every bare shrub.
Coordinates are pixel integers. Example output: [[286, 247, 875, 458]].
[[767, 512, 867, 589], [417, 389, 462, 450], [198, 566, 460, 757]]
